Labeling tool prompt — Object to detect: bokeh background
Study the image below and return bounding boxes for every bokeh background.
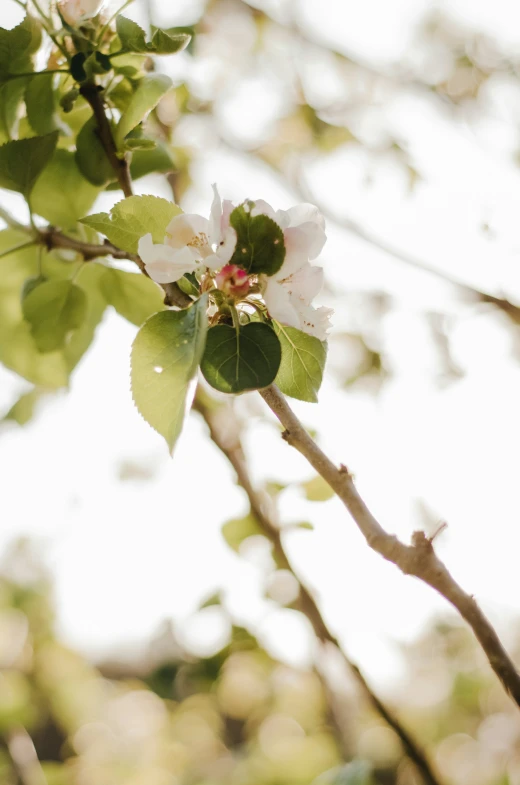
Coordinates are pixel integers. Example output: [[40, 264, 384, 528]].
[[2, 0, 520, 782]]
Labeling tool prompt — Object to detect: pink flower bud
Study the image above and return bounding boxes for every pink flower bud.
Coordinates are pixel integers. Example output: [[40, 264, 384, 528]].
[[215, 265, 250, 298]]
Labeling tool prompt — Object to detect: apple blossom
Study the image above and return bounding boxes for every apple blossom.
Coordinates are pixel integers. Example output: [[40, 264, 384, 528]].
[[57, 0, 105, 25], [251, 200, 332, 340], [138, 186, 237, 285]]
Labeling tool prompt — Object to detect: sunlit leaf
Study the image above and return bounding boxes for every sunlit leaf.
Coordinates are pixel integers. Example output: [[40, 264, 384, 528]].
[[1, 388, 47, 426], [115, 75, 172, 148], [131, 295, 208, 451], [32, 150, 99, 229], [301, 475, 335, 502], [222, 514, 263, 552], [75, 115, 114, 187], [25, 72, 59, 135], [81, 195, 181, 254], [22, 279, 88, 353], [0, 132, 58, 197], [274, 321, 327, 403], [116, 16, 190, 56], [100, 267, 164, 326]]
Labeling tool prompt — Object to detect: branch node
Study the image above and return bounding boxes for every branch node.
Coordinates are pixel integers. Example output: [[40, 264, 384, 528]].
[[411, 530, 433, 553], [281, 429, 290, 442]]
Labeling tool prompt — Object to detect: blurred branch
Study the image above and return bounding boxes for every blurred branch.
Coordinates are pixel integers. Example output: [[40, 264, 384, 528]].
[[215, 131, 520, 325], [239, 0, 458, 112], [294, 173, 520, 326], [193, 391, 443, 785], [259, 384, 520, 710]]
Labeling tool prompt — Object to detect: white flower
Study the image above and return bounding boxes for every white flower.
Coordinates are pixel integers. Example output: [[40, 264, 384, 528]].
[[138, 186, 237, 285], [58, 0, 105, 24], [252, 201, 327, 272], [137, 234, 200, 285], [254, 200, 332, 341]]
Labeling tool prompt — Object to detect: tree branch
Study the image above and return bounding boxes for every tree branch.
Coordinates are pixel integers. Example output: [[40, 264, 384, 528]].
[[79, 82, 133, 198], [259, 384, 520, 709], [294, 173, 520, 326], [216, 133, 520, 326], [193, 392, 443, 785], [38, 230, 191, 309]]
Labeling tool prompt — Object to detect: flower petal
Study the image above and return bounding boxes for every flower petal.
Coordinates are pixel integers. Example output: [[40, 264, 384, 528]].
[[209, 184, 222, 246], [250, 199, 277, 222], [165, 214, 210, 250], [138, 234, 200, 284], [221, 199, 234, 233], [263, 277, 300, 329], [282, 203, 326, 230], [289, 263, 324, 305], [296, 303, 333, 341], [204, 226, 237, 271]]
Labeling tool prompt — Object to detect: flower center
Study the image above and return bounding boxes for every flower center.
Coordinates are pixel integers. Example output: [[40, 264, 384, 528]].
[[188, 232, 209, 249]]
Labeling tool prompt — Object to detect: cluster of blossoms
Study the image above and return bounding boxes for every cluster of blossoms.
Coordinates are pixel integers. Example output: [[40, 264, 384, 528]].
[[138, 187, 333, 341]]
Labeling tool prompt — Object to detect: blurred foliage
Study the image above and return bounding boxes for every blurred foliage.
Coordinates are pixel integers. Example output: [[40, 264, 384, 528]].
[[1, 540, 520, 785]]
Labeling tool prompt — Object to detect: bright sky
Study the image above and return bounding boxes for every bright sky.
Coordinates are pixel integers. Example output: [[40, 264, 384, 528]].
[[1, 0, 520, 690]]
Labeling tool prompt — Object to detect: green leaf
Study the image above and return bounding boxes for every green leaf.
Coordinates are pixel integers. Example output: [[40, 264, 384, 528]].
[[229, 202, 285, 276], [130, 142, 175, 180], [106, 143, 175, 188], [0, 13, 42, 140], [25, 72, 59, 135], [301, 475, 335, 502], [0, 15, 41, 85], [81, 195, 181, 254], [116, 16, 190, 55], [1, 388, 47, 426], [0, 131, 59, 197], [75, 115, 114, 186], [0, 80, 28, 142], [22, 275, 47, 300], [131, 295, 208, 451], [115, 74, 172, 148], [0, 231, 107, 388], [115, 16, 148, 53], [22, 280, 88, 353], [273, 322, 327, 403], [100, 267, 164, 326], [32, 150, 99, 229], [123, 137, 156, 151], [201, 322, 282, 394], [221, 514, 263, 553], [150, 28, 190, 55]]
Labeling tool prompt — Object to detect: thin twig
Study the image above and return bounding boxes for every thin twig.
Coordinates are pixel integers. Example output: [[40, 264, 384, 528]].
[[215, 134, 520, 326], [294, 172, 520, 326], [73, 80, 190, 308], [0, 240, 37, 260], [259, 384, 520, 709], [39, 228, 191, 308], [193, 392, 443, 785]]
